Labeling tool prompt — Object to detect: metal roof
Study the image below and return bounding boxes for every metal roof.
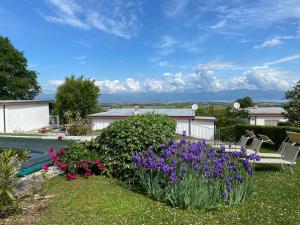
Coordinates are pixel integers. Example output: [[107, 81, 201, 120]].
[[88, 108, 194, 117], [247, 107, 286, 115], [88, 108, 216, 120], [0, 100, 49, 106]]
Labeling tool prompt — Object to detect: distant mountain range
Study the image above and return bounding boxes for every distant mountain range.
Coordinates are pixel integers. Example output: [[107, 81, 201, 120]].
[[38, 90, 286, 103]]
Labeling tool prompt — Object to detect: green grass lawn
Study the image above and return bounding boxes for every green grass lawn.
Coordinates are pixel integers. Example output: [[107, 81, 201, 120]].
[[29, 155, 300, 225]]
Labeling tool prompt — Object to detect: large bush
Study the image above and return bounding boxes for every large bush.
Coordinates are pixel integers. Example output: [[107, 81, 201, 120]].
[[220, 125, 300, 148], [91, 113, 177, 180], [133, 134, 259, 209]]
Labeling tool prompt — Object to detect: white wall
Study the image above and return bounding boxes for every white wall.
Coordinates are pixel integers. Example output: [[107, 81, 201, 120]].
[[5, 103, 49, 132], [175, 119, 189, 135], [191, 119, 214, 140], [91, 117, 215, 140], [249, 115, 285, 126], [91, 118, 117, 130], [0, 106, 3, 133]]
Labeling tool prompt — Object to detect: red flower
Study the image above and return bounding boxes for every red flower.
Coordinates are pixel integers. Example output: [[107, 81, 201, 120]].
[[82, 164, 89, 171], [98, 164, 105, 172], [57, 136, 64, 141], [48, 147, 54, 153], [56, 156, 61, 161], [66, 173, 77, 180], [59, 148, 65, 154], [42, 164, 49, 171]]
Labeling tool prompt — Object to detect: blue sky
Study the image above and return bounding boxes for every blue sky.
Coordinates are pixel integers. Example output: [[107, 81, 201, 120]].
[[0, 0, 300, 95]]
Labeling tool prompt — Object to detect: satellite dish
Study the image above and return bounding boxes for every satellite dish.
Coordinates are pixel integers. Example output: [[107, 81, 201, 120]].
[[233, 102, 240, 110], [192, 104, 198, 111]]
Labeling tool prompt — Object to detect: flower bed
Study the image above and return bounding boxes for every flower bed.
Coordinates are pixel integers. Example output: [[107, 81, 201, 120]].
[[133, 132, 260, 209], [47, 137, 105, 180]]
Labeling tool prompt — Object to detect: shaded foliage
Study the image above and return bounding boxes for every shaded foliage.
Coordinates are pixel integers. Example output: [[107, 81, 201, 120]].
[[284, 81, 300, 127], [0, 36, 41, 99], [236, 96, 254, 109]]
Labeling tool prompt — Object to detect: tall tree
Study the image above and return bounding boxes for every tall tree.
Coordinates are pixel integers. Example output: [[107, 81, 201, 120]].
[[285, 81, 300, 126], [236, 96, 254, 108], [55, 75, 100, 119], [0, 36, 41, 99]]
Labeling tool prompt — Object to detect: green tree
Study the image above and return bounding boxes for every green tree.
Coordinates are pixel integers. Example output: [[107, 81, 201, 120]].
[[55, 76, 100, 119], [284, 81, 300, 126], [236, 96, 254, 108], [0, 36, 41, 99]]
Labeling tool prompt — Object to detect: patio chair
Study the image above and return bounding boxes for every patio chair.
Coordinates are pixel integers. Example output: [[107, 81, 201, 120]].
[[245, 130, 257, 139], [257, 141, 290, 158], [254, 143, 299, 173], [257, 131, 299, 158], [213, 135, 250, 150], [225, 138, 263, 155]]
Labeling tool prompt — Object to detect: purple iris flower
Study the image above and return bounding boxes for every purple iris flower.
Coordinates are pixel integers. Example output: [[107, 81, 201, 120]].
[[181, 164, 187, 174], [232, 151, 240, 158]]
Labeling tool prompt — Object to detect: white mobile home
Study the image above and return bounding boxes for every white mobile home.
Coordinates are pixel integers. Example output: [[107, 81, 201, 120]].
[[248, 107, 286, 126], [0, 100, 49, 133], [87, 108, 216, 140]]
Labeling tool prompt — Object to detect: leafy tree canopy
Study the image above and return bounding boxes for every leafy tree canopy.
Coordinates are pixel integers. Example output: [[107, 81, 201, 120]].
[[284, 81, 300, 126], [55, 75, 100, 119], [236, 96, 254, 108], [0, 36, 41, 99]]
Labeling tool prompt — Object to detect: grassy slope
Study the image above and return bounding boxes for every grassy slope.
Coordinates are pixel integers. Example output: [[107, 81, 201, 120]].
[[33, 157, 300, 225]]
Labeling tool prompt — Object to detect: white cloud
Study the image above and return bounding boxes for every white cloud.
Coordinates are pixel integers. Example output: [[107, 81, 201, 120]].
[[44, 0, 142, 39], [197, 0, 300, 36], [254, 37, 283, 49], [196, 61, 236, 71], [45, 0, 88, 29], [211, 19, 227, 29], [264, 55, 300, 66], [74, 55, 87, 64], [158, 61, 174, 67], [44, 56, 298, 94], [95, 78, 141, 93], [152, 35, 205, 56], [48, 80, 64, 87], [164, 0, 190, 17]]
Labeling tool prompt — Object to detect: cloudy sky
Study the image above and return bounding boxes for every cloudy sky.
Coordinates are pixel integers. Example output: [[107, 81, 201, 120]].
[[0, 0, 300, 95]]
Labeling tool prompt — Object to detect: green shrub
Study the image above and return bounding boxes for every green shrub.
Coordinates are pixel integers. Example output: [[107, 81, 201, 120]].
[[219, 125, 300, 148], [216, 117, 248, 128], [0, 149, 29, 218], [90, 113, 177, 180], [66, 119, 92, 136]]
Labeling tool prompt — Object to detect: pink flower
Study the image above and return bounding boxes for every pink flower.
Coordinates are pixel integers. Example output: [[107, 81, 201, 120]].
[[56, 156, 61, 161], [49, 152, 57, 159], [56, 162, 68, 170], [57, 136, 64, 141], [82, 164, 89, 171], [59, 148, 65, 154], [42, 164, 49, 171], [66, 173, 77, 180], [79, 159, 85, 164], [48, 147, 54, 153]]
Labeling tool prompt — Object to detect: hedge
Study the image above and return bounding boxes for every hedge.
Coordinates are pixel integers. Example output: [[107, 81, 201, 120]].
[[220, 125, 300, 149]]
